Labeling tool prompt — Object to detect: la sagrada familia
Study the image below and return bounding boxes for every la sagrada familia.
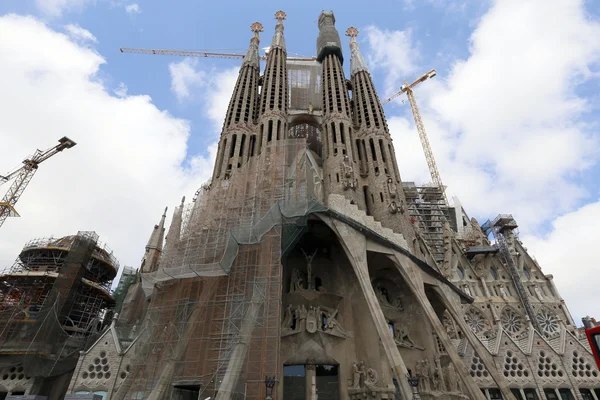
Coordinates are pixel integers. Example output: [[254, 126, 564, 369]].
[[64, 10, 599, 400]]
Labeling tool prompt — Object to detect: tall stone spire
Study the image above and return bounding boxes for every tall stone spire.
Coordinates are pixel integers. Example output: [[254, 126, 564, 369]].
[[164, 196, 185, 252], [212, 22, 263, 182], [141, 207, 167, 273], [270, 10, 286, 51], [257, 11, 289, 154], [318, 12, 362, 207], [346, 26, 368, 75], [346, 27, 413, 239]]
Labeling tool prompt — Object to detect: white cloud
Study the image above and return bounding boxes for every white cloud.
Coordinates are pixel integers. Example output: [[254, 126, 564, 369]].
[[364, 26, 419, 93], [0, 15, 223, 277], [125, 3, 141, 14], [367, 0, 600, 228], [169, 58, 208, 102], [113, 82, 128, 97], [522, 200, 600, 321], [36, 0, 94, 17], [64, 23, 97, 43], [365, 0, 600, 321]]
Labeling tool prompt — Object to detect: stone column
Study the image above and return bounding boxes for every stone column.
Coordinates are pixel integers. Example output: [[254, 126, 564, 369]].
[[389, 251, 488, 400], [306, 359, 316, 400], [326, 217, 414, 399]]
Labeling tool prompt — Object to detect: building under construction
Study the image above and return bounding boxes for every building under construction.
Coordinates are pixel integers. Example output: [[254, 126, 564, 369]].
[[61, 10, 600, 400], [0, 232, 117, 398]]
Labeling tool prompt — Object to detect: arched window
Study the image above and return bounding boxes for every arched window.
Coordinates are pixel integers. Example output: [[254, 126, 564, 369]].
[[457, 267, 465, 280], [523, 268, 531, 280]]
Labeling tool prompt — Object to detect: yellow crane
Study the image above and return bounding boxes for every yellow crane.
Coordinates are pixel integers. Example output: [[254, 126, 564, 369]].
[[0, 137, 77, 229], [382, 69, 449, 205]]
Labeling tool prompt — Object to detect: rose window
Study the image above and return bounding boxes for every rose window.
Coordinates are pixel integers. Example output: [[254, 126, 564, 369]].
[[465, 309, 487, 333], [501, 309, 523, 334], [536, 310, 559, 335]]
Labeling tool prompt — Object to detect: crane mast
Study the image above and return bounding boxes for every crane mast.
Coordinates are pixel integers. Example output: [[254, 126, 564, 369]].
[[0, 137, 77, 229], [382, 69, 448, 206]]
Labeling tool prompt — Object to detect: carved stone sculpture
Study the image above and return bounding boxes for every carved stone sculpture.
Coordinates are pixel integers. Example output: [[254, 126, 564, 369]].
[[387, 177, 397, 198], [351, 361, 361, 389], [394, 325, 415, 348], [445, 362, 459, 392], [281, 304, 294, 331], [290, 268, 306, 293], [416, 359, 430, 392]]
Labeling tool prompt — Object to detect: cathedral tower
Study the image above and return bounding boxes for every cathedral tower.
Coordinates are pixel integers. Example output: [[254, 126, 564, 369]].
[[346, 27, 414, 239], [317, 12, 363, 207], [212, 22, 263, 182], [258, 11, 289, 155]]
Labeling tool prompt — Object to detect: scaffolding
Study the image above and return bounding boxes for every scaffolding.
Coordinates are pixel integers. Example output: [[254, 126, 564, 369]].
[[288, 60, 322, 112], [120, 138, 326, 399], [0, 232, 117, 378], [403, 182, 451, 264]]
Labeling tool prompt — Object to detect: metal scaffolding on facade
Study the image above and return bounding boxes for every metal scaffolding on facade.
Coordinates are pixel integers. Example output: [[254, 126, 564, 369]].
[[120, 138, 325, 399]]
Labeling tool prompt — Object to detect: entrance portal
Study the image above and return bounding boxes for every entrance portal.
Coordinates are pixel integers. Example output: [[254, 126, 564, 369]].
[[283, 364, 340, 400], [283, 365, 305, 400]]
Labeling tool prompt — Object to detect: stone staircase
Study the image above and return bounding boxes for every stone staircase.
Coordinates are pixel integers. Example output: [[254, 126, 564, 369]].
[[326, 194, 410, 251]]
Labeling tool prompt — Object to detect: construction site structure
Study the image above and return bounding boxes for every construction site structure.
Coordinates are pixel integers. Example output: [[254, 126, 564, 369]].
[[381, 71, 452, 266], [0, 137, 76, 229], [60, 10, 600, 400], [0, 232, 118, 398]]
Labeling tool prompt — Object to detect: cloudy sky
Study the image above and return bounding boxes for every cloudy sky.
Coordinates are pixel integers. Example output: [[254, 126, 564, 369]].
[[0, 0, 598, 323]]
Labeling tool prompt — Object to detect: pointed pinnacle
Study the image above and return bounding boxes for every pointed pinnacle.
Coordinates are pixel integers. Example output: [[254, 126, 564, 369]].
[[162, 206, 168, 217]]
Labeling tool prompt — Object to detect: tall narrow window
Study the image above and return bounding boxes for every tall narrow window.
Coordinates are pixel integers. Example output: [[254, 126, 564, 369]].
[[229, 135, 237, 158], [239, 134, 246, 158], [363, 186, 371, 216], [268, 120, 273, 142], [369, 138, 377, 161]]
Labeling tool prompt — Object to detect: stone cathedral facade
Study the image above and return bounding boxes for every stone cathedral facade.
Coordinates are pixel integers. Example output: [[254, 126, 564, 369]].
[[65, 10, 599, 400]]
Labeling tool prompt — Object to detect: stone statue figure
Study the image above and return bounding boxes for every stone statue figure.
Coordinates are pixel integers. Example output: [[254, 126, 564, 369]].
[[290, 268, 306, 293], [301, 248, 318, 290], [432, 356, 445, 392], [394, 326, 414, 348], [296, 304, 308, 331], [375, 284, 390, 305], [306, 306, 318, 333], [389, 201, 399, 214], [358, 361, 367, 388], [351, 361, 362, 388], [281, 304, 294, 331], [500, 286, 508, 298], [445, 362, 459, 392], [416, 359, 430, 392], [387, 177, 397, 198], [365, 367, 379, 389]]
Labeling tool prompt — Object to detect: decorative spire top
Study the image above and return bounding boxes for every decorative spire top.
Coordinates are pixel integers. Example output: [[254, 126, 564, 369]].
[[275, 10, 287, 23], [243, 22, 263, 68], [270, 10, 286, 51], [251, 22, 264, 38], [162, 206, 168, 217], [346, 26, 369, 75]]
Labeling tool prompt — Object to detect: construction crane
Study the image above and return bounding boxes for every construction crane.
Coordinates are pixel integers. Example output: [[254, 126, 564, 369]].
[[0, 137, 77, 229], [382, 69, 449, 206], [119, 47, 316, 62]]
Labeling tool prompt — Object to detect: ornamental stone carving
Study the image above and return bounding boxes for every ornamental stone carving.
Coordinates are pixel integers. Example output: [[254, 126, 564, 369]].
[[347, 360, 392, 399]]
